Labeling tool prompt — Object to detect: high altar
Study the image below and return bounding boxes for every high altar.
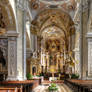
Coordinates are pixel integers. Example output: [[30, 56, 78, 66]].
[[40, 39, 65, 74], [27, 37, 75, 77]]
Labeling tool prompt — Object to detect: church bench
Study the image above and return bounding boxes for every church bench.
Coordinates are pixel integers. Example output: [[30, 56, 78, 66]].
[[0, 79, 41, 92], [64, 79, 92, 92], [0, 87, 21, 92]]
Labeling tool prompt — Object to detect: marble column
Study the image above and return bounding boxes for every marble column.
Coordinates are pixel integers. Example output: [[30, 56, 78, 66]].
[[30, 63, 32, 75], [7, 31, 19, 80], [31, 34, 35, 52], [47, 54, 49, 71], [87, 33, 92, 78], [56, 56, 59, 71], [74, 49, 80, 74], [35, 35, 37, 51], [30, 31, 33, 52], [79, 0, 89, 79], [16, 0, 27, 80]]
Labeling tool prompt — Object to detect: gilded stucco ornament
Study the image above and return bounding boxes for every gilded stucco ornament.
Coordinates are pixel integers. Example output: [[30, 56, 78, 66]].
[[45, 39, 61, 53]]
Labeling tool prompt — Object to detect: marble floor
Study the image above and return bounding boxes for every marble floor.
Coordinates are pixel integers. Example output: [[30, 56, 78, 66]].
[[32, 83, 73, 92]]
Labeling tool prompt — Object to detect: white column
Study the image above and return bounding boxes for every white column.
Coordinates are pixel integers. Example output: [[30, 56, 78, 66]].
[[87, 33, 92, 79], [74, 49, 80, 74], [35, 35, 37, 51], [23, 13, 27, 80], [31, 35, 35, 52], [7, 31, 19, 80], [30, 33, 33, 52], [16, 0, 27, 80]]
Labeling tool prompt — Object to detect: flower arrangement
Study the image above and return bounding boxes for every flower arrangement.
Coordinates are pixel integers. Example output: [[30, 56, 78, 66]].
[[48, 83, 58, 92]]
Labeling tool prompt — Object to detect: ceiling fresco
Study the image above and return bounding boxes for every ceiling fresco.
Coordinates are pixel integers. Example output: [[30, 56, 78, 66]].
[[29, 0, 78, 53]]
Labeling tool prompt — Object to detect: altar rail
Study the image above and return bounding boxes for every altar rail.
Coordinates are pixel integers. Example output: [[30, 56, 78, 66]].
[[64, 79, 92, 92], [0, 79, 41, 92]]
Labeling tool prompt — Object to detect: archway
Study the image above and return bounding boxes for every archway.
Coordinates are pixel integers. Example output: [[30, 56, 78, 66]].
[[0, 0, 17, 80]]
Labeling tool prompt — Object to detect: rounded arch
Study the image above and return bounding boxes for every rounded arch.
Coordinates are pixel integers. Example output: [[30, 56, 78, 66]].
[[0, 0, 16, 31]]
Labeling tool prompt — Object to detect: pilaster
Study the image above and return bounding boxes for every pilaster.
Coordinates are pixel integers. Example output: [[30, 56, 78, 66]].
[[16, 0, 27, 80], [7, 31, 19, 80], [86, 33, 92, 79]]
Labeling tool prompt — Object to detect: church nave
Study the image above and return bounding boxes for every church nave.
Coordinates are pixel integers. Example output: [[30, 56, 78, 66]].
[[0, 0, 92, 92]]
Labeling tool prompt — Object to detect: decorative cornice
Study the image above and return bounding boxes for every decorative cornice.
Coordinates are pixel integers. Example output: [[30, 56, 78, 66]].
[[39, 0, 69, 5], [86, 32, 92, 38], [6, 31, 19, 37]]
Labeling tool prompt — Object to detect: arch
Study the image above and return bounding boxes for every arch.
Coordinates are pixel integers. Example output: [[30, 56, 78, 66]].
[[0, 0, 16, 31]]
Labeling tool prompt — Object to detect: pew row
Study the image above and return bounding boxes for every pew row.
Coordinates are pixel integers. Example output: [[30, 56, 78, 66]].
[[0, 87, 22, 92], [0, 79, 41, 92], [64, 79, 92, 92]]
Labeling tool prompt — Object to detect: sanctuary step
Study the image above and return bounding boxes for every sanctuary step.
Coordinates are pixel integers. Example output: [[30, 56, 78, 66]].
[[64, 79, 92, 92], [42, 80, 64, 85]]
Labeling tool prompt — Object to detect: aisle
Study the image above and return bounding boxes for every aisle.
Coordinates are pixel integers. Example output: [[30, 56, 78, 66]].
[[32, 83, 73, 92]]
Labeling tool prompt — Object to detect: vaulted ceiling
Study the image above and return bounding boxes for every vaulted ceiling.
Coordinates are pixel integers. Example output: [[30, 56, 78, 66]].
[[29, 0, 77, 52]]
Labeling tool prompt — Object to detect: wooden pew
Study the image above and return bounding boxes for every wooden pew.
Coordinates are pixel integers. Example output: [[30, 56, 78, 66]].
[[0, 79, 41, 92], [0, 87, 21, 92], [65, 79, 92, 92]]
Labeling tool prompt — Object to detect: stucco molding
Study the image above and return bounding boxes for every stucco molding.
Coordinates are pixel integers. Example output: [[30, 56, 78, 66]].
[[6, 31, 19, 37], [86, 32, 92, 38]]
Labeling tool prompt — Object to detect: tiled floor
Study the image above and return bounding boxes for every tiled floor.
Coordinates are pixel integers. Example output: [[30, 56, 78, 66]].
[[32, 83, 73, 92]]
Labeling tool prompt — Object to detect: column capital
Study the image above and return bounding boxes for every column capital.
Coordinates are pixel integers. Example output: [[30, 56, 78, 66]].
[[6, 31, 19, 37], [86, 32, 92, 38]]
